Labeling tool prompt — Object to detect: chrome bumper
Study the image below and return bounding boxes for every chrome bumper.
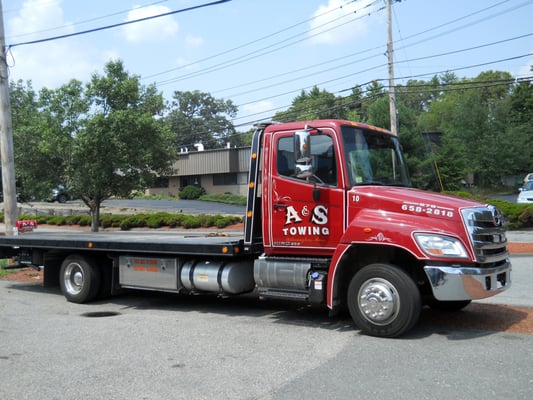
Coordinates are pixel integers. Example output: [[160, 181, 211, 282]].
[[423, 261, 512, 301]]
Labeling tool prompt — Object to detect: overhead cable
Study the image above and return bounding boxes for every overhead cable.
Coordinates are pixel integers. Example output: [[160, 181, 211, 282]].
[[7, 0, 231, 49]]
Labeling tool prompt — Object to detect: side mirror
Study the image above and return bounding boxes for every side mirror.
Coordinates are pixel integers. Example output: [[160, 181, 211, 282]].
[[294, 129, 312, 178]]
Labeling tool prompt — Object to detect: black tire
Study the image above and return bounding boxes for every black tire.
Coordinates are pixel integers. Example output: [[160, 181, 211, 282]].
[[429, 299, 471, 312], [347, 263, 421, 338], [57, 194, 68, 203], [59, 255, 101, 303]]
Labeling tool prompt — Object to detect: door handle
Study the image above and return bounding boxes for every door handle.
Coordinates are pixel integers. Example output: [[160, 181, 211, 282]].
[[274, 203, 288, 210]]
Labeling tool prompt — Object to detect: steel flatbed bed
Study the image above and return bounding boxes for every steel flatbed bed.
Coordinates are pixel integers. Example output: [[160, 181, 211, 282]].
[[0, 231, 245, 257]]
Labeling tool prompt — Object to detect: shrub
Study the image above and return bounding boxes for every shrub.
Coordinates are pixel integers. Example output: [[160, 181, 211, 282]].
[[179, 185, 206, 200], [181, 215, 202, 229], [161, 213, 184, 227], [100, 215, 125, 228], [77, 215, 92, 226], [119, 219, 133, 231], [146, 213, 167, 229]]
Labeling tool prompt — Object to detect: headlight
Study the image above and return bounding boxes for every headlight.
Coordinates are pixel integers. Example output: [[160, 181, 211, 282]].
[[414, 233, 469, 258]]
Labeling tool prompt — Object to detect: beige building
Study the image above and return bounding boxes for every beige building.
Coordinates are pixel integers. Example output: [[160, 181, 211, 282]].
[[147, 146, 251, 197]]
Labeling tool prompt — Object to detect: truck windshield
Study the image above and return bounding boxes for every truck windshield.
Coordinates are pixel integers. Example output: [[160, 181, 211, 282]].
[[340, 125, 411, 187]]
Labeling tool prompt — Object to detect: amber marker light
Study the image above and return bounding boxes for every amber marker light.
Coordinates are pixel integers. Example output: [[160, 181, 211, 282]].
[[234, 247, 240, 254], [252, 153, 257, 159], [247, 211, 253, 218], [87, 242, 94, 248], [363, 227, 372, 233], [249, 182, 255, 188], [222, 246, 229, 254]]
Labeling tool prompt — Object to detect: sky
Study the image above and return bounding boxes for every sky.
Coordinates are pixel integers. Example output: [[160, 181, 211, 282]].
[[3, 0, 533, 131]]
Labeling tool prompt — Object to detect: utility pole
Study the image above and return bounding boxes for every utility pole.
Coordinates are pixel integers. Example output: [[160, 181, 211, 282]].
[[0, 0, 18, 235], [386, 0, 398, 135]]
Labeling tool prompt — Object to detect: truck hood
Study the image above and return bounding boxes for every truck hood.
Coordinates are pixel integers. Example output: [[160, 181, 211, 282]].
[[349, 186, 483, 216], [346, 186, 484, 242], [344, 185, 506, 263]]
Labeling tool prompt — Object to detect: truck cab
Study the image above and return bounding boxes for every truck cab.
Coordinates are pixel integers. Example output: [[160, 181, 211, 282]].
[[246, 120, 511, 337]]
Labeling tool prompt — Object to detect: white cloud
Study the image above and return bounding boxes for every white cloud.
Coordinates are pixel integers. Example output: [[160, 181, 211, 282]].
[[8, 0, 68, 42], [309, 0, 375, 45], [7, 0, 98, 89], [517, 54, 533, 77], [184, 34, 204, 49], [241, 100, 275, 118], [175, 57, 197, 70], [122, 5, 179, 43]]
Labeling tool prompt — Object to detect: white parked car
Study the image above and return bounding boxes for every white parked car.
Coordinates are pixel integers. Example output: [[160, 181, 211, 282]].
[[517, 180, 533, 204], [522, 173, 533, 187]]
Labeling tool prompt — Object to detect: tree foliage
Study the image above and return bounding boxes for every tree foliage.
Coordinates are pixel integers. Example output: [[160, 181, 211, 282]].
[[165, 90, 239, 150], [72, 60, 175, 231]]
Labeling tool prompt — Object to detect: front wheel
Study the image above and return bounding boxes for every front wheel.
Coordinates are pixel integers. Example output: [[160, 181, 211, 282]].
[[347, 263, 421, 338], [59, 255, 101, 303]]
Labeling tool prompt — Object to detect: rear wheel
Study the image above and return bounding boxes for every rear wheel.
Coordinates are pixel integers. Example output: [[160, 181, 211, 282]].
[[347, 263, 421, 338], [59, 255, 101, 303]]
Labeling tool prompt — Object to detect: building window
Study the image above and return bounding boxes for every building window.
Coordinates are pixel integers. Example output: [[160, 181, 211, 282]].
[[213, 173, 238, 185], [153, 177, 169, 188], [180, 176, 201, 188]]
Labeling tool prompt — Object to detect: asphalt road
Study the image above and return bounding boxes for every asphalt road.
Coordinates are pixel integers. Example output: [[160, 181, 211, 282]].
[[18, 199, 247, 218], [1, 255, 532, 400]]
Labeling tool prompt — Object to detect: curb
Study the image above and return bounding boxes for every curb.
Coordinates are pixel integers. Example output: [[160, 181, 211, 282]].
[[507, 242, 533, 255]]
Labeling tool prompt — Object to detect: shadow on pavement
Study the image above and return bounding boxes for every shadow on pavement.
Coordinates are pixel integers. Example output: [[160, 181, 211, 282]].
[[4, 281, 532, 339]]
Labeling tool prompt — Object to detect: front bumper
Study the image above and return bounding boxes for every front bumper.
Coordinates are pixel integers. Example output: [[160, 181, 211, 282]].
[[424, 261, 511, 301]]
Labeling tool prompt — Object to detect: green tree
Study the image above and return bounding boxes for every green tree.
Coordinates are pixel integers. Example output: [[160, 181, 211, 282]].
[[273, 86, 347, 122], [9, 80, 54, 200], [433, 133, 467, 191], [38, 80, 88, 185], [10, 80, 89, 201], [71, 60, 175, 231], [165, 90, 238, 150]]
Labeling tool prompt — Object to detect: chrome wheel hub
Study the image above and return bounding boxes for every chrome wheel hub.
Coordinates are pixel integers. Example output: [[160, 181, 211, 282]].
[[64, 263, 84, 295], [358, 278, 399, 325]]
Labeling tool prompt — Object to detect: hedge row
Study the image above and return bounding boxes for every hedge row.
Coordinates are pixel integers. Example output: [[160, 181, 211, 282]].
[[2, 212, 243, 231]]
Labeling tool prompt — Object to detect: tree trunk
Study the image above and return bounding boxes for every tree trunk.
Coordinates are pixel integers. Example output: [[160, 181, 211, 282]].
[[90, 203, 100, 232]]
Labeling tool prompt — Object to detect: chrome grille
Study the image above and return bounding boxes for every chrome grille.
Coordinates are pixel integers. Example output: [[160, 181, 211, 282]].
[[461, 205, 509, 265]]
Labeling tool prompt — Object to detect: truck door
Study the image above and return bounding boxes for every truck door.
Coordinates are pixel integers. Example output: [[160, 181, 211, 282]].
[[265, 129, 346, 255]]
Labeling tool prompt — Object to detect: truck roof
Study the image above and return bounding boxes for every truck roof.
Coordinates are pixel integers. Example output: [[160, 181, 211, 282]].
[[263, 119, 393, 135]]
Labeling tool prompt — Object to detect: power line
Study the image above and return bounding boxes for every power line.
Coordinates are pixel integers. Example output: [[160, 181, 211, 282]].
[[216, 32, 532, 101], [228, 53, 532, 128], [155, 0, 531, 103], [7, 0, 231, 48], [143, 0, 364, 80], [228, 51, 532, 119], [154, 0, 385, 86], [6, 0, 170, 40], [175, 74, 533, 149]]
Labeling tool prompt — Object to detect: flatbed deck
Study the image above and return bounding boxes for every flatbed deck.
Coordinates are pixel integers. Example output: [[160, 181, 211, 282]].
[[0, 231, 245, 256]]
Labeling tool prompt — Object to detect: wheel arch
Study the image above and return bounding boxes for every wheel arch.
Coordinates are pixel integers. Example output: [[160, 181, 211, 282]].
[[329, 242, 426, 310]]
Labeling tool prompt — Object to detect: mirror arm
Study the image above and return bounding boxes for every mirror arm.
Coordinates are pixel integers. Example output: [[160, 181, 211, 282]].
[[312, 183, 321, 202]]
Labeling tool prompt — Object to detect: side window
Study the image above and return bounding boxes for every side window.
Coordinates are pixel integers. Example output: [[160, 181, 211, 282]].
[[277, 137, 294, 177], [276, 134, 337, 186]]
